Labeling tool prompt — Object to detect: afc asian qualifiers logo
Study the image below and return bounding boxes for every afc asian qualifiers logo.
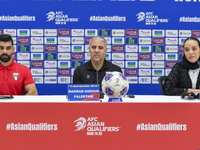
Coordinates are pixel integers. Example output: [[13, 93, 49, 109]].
[[74, 117, 120, 136], [74, 117, 86, 131], [46, 11, 55, 22]]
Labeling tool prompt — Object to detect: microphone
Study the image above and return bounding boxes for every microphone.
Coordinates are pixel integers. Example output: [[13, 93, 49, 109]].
[[95, 63, 98, 84]]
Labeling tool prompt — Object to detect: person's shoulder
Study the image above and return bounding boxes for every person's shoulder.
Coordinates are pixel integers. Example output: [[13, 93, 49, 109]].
[[106, 60, 121, 68], [74, 61, 89, 71]]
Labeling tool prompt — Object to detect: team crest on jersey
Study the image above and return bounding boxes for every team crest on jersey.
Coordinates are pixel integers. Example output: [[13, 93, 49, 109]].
[[13, 73, 19, 80]]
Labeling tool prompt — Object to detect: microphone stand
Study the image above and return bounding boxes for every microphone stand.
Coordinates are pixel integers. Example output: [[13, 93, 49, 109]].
[[95, 63, 98, 84]]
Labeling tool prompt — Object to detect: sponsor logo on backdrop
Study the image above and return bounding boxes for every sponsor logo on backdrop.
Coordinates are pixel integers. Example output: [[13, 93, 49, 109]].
[[74, 61, 86, 71], [152, 46, 164, 52], [58, 69, 70, 75], [125, 69, 138, 76], [58, 29, 70, 36], [31, 29, 43, 36], [71, 53, 84, 60], [31, 37, 43, 44], [126, 29, 138, 36], [152, 77, 159, 84], [139, 38, 151, 44], [4, 29, 16, 36], [112, 29, 124, 36], [139, 77, 151, 84], [44, 61, 57, 68], [44, 53, 57, 60], [136, 12, 169, 25], [104, 37, 111, 44], [58, 45, 70, 52], [126, 45, 138, 52], [179, 46, 184, 52], [166, 61, 177, 68], [126, 61, 137, 68], [166, 30, 178, 37], [31, 61, 43, 68], [166, 38, 178, 45], [192, 30, 200, 37], [17, 53, 30, 60], [45, 69, 57, 75], [104, 53, 111, 60], [112, 45, 124, 52], [45, 77, 57, 84], [58, 61, 70, 68], [112, 37, 124, 44], [166, 54, 178, 60], [58, 53, 70, 60], [72, 45, 84, 52], [179, 16, 200, 22], [152, 30, 164, 37], [58, 37, 70, 44], [166, 46, 178, 53], [85, 29, 97, 36], [31, 45, 43, 52], [85, 37, 92, 44], [17, 29, 30, 36], [17, 61, 30, 68], [46, 11, 79, 24], [72, 37, 84, 44], [179, 54, 184, 60], [139, 69, 151, 76], [139, 53, 151, 60], [0, 15, 35, 21], [45, 37, 57, 44], [90, 15, 126, 22], [126, 53, 138, 60], [165, 69, 171, 75], [179, 38, 186, 45], [74, 117, 121, 136], [31, 53, 43, 60], [125, 37, 138, 44], [17, 45, 30, 52], [45, 29, 57, 36], [98, 29, 111, 36], [17, 37, 30, 44], [12, 53, 16, 60], [72, 29, 84, 36], [152, 61, 164, 68], [58, 77, 70, 84], [112, 53, 124, 60], [34, 77, 43, 84], [139, 30, 151, 36], [152, 69, 164, 76], [127, 77, 137, 84], [139, 45, 151, 52], [31, 69, 43, 75], [179, 30, 191, 37], [112, 61, 124, 68], [139, 61, 151, 68], [152, 38, 165, 44], [152, 53, 164, 60], [45, 45, 57, 52]]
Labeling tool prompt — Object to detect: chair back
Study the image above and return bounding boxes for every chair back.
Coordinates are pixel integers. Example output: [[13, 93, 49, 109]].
[[158, 76, 168, 95]]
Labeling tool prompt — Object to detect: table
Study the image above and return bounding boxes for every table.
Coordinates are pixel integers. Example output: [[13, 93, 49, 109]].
[[0, 95, 200, 150]]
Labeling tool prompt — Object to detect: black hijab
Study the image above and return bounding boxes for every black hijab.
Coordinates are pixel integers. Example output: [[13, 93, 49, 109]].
[[179, 54, 200, 70]]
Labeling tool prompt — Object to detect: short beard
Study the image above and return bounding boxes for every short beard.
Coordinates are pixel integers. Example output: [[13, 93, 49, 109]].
[[0, 54, 12, 62]]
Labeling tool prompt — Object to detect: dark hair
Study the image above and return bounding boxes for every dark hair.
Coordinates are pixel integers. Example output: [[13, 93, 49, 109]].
[[0, 34, 13, 45], [183, 37, 200, 48]]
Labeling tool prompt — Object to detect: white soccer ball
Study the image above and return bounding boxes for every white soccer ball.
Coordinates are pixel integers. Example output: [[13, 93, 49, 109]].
[[102, 72, 129, 98]]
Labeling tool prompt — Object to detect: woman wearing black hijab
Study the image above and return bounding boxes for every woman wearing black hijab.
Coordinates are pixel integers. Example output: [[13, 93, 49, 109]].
[[163, 37, 200, 95]]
